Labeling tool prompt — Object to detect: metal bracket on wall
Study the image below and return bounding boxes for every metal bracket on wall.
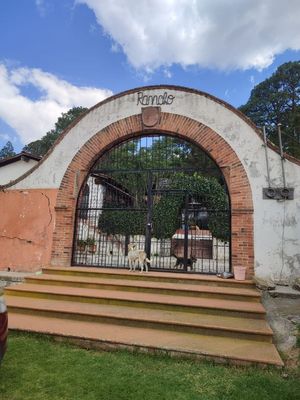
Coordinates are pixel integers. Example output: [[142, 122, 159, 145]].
[[263, 187, 294, 200]]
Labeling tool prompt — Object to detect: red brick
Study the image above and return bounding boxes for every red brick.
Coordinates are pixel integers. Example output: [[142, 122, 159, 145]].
[[51, 113, 254, 276]]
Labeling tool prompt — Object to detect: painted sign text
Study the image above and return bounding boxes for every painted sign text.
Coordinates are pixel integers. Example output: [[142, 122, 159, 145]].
[[137, 91, 175, 106]]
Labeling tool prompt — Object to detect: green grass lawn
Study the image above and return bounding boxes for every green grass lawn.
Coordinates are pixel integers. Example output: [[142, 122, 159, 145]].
[[0, 332, 299, 400]]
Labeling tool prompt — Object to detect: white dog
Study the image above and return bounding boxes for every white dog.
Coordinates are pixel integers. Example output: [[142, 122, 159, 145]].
[[127, 243, 151, 272]]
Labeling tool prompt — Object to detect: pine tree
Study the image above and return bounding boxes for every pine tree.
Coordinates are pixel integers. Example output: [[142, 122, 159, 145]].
[[23, 106, 88, 157], [0, 141, 16, 160], [239, 61, 300, 158]]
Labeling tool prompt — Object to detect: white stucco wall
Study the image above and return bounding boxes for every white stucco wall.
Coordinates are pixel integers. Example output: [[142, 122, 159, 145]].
[[0, 158, 38, 185], [6, 87, 300, 281]]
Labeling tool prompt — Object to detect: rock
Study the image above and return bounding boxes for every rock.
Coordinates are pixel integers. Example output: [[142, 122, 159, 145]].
[[262, 293, 299, 354], [269, 285, 300, 299], [275, 279, 289, 286], [292, 277, 300, 292], [253, 276, 275, 291]]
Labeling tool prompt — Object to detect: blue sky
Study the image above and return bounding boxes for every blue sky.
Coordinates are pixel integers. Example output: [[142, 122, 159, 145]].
[[0, 0, 300, 152]]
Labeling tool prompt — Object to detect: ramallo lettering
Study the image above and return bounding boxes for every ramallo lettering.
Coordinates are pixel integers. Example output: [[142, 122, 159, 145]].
[[137, 91, 175, 106]]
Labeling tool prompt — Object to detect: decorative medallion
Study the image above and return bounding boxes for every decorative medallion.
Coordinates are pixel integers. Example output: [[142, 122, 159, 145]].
[[141, 106, 161, 128]]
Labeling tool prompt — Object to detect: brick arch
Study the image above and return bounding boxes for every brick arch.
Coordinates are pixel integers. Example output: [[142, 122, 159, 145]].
[[51, 113, 254, 276]]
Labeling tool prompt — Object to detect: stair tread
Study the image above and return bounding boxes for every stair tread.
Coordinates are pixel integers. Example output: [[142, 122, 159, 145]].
[[5, 283, 265, 314], [44, 266, 254, 286], [28, 274, 260, 297], [8, 312, 283, 366], [6, 295, 272, 335]]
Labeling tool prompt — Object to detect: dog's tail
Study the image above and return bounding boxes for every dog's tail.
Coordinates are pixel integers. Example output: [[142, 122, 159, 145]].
[[146, 258, 151, 263]]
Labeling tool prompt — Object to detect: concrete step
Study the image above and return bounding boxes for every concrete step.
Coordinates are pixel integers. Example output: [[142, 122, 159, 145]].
[[8, 312, 283, 366], [44, 266, 255, 289], [5, 283, 265, 318], [25, 274, 261, 302], [6, 296, 273, 342]]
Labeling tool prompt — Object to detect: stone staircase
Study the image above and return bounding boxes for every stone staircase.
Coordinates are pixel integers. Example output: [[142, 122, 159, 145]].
[[4, 266, 283, 366]]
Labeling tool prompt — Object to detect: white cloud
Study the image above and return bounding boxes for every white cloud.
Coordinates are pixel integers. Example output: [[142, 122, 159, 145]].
[[163, 68, 172, 79], [35, 0, 47, 17], [0, 64, 112, 144], [77, 0, 300, 71]]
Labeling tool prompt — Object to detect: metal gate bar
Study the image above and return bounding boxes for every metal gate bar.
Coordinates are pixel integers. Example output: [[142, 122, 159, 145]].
[[72, 134, 231, 274]]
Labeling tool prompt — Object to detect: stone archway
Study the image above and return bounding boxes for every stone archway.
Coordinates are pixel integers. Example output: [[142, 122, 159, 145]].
[[51, 112, 254, 277]]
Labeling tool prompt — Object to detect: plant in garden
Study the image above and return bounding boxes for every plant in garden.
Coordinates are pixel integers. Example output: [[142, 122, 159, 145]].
[[85, 237, 96, 246], [77, 239, 87, 252], [98, 209, 146, 236], [86, 237, 97, 253], [153, 173, 230, 241], [98, 172, 229, 241]]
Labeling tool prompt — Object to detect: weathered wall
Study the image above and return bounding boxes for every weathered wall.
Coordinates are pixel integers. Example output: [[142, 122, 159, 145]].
[[0, 189, 57, 271], [0, 159, 38, 185], [1, 86, 300, 281]]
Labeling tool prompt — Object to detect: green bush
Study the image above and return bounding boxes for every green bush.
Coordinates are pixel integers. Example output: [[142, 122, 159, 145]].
[[98, 173, 229, 241], [98, 210, 146, 236], [152, 173, 230, 241], [86, 237, 96, 246]]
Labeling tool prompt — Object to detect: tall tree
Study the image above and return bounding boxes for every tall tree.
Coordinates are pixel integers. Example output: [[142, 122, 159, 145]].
[[239, 61, 300, 158], [0, 141, 16, 160], [23, 106, 88, 157]]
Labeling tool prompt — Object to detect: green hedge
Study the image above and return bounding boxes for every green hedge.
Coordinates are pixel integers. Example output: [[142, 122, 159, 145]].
[[98, 173, 230, 241]]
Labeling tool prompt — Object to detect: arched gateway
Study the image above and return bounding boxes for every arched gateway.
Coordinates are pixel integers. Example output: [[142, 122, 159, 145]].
[[50, 90, 254, 277], [72, 133, 231, 273], [2, 85, 299, 280]]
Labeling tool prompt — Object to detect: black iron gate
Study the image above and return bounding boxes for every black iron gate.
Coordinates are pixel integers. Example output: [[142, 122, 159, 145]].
[[72, 135, 231, 274]]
